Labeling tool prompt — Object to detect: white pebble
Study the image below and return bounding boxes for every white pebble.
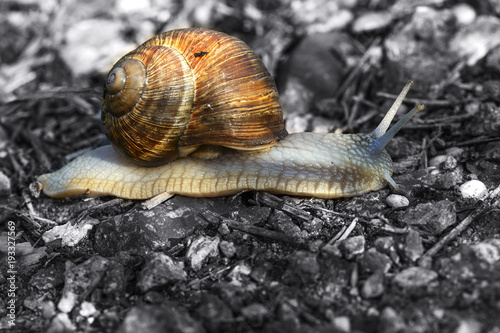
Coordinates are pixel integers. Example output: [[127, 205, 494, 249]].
[[386, 194, 409, 208], [333, 316, 351, 333], [452, 3, 476, 26], [79, 301, 97, 317], [460, 180, 488, 199]]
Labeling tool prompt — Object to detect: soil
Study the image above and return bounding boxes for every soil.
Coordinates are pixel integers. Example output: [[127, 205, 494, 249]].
[[1, 1, 500, 332]]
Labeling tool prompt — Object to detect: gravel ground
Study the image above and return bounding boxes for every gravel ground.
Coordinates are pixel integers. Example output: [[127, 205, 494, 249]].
[[1, 1, 500, 332]]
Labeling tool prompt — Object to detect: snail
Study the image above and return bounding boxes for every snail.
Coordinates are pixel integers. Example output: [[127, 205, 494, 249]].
[[37, 28, 424, 200]]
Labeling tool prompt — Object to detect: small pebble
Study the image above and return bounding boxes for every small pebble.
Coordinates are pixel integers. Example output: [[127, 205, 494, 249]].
[[276, 301, 300, 329], [286, 251, 320, 284], [332, 316, 351, 333], [450, 15, 500, 66], [48, 313, 76, 332], [338, 235, 365, 260], [352, 11, 393, 33], [443, 156, 457, 170], [120, 303, 204, 333], [219, 240, 237, 258], [0, 170, 11, 196], [286, 113, 311, 133], [249, 266, 267, 284], [41, 301, 57, 320], [195, 293, 234, 331], [358, 248, 392, 274], [378, 307, 406, 333], [29, 266, 64, 291], [394, 229, 424, 263], [79, 301, 97, 317], [374, 236, 400, 264], [438, 239, 500, 284], [218, 223, 231, 235], [459, 180, 488, 199], [42, 217, 99, 247], [23, 294, 44, 311], [446, 147, 464, 157], [137, 253, 186, 293], [186, 235, 220, 271], [58, 256, 110, 313], [386, 194, 409, 208], [241, 303, 269, 327], [0, 126, 8, 150], [361, 271, 385, 299], [392, 267, 438, 291], [142, 291, 163, 304], [469, 239, 500, 265], [436, 168, 464, 189], [61, 19, 136, 76], [486, 46, 500, 73], [227, 262, 252, 285], [383, 6, 455, 96], [452, 3, 476, 26], [455, 319, 482, 333]]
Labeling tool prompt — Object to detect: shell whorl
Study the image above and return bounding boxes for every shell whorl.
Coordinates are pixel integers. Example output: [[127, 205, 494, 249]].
[[101, 28, 287, 166]]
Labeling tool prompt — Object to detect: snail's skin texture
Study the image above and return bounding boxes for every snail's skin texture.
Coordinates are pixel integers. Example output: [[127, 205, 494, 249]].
[[37, 133, 393, 199]]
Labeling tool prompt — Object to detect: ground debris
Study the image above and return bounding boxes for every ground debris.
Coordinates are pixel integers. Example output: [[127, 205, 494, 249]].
[[137, 252, 187, 293], [57, 256, 110, 313], [3, 1, 500, 332]]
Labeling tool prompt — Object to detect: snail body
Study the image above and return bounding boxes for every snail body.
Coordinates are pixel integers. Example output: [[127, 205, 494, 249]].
[[37, 133, 390, 199], [37, 29, 423, 200]]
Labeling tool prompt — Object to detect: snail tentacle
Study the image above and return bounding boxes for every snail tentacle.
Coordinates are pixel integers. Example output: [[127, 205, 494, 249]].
[[371, 80, 413, 139], [370, 103, 424, 158]]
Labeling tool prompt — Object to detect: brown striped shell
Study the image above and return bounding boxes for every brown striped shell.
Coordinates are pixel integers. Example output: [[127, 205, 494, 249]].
[[101, 28, 287, 166]]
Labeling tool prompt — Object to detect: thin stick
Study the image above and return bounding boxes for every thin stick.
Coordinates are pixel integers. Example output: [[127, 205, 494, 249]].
[[376, 92, 451, 107], [1, 205, 58, 226], [337, 218, 358, 243], [326, 225, 347, 246], [200, 211, 305, 247], [445, 137, 500, 148], [254, 192, 314, 223]]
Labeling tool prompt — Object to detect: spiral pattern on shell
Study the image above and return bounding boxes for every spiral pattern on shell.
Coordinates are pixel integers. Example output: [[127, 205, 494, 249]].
[[101, 28, 287, 166]]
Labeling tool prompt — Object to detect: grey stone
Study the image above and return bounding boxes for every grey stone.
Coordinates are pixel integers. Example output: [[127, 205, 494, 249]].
[[137, 252, 186, 293], [398, 200, 456, 235], [338, 235, 365, 260]]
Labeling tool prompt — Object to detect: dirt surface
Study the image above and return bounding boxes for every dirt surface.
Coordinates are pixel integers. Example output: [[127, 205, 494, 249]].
[[1, 1, 500, 332]]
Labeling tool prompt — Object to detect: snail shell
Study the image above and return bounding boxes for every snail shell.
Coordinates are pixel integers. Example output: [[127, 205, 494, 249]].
[[102, 28, 287, 166]]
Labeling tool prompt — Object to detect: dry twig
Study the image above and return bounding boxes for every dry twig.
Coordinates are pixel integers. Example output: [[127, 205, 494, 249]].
[[254, 192, 314, 223], [200, 210, 305, 246]]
